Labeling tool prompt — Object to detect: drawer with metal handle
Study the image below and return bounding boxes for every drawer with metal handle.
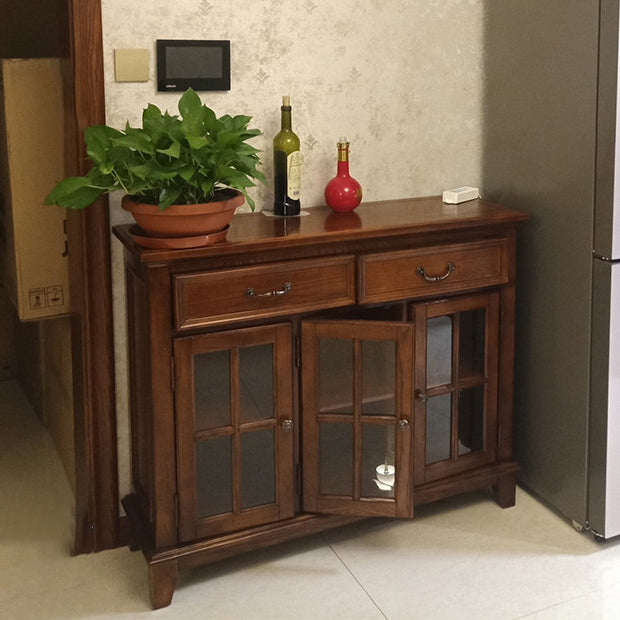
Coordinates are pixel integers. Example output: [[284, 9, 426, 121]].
[[358, 239, 510, 304], [174, 255, 356, 330]]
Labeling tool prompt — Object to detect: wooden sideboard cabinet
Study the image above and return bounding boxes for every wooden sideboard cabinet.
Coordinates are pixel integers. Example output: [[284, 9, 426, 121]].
[[113, 196, 527, 608]]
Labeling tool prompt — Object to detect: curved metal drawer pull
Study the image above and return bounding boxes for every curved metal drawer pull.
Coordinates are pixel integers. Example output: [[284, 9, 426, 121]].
[[246, 282, 292, 298], [415, 262, 455, 283]]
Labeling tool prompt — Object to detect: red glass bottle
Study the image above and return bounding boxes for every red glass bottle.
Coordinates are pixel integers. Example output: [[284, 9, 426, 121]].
[[324, 138, 362, 212]]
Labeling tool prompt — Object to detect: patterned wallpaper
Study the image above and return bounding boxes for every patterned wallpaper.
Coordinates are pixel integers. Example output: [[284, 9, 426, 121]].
[[103, 0, 485, 215], [101, 0, 487, 499]]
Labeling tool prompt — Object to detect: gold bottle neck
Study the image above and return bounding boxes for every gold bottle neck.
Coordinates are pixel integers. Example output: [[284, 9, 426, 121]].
[[337, 141, 350, 162]]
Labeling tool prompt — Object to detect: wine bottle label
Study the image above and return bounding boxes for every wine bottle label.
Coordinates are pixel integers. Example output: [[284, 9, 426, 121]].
[[286, 151, 303, 200]]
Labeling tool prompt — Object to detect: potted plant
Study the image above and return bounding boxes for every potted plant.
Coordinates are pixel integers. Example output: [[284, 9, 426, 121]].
[[45, 88, 265, 243]]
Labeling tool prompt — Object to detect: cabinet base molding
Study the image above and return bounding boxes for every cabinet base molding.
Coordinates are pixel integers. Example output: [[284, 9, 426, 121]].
[[414, 461, 519, 506], [123, 494, 361, 609]]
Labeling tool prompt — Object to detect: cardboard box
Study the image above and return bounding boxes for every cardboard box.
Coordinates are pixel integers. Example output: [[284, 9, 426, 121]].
[[0, 58, 70, 321]]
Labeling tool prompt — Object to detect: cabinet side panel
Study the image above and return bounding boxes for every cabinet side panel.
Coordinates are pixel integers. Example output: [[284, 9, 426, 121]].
[[148, 266, 178, 549], [126, 264, 154, 529]]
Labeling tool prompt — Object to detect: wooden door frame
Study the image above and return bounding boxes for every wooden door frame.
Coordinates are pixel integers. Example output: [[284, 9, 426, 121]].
[[66, 0, 119, 553]]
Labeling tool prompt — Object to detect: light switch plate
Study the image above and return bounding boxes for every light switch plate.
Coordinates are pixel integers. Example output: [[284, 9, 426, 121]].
[[114, 49, 150, 82]]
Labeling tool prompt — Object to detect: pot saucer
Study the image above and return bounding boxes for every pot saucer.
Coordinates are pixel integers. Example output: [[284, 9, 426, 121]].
[[128, 225, 229, 249]]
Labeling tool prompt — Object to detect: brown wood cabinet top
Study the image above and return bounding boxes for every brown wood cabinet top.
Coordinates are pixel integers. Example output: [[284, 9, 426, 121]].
[[113, 196, 528, 264]]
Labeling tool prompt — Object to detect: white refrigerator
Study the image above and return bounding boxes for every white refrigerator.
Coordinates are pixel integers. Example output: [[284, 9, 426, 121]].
[[484, 0, 620, 539]]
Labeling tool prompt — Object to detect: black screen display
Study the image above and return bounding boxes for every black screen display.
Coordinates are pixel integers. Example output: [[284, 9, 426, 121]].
[[165, 47, 223, 79], [157, 40, 230, 92]]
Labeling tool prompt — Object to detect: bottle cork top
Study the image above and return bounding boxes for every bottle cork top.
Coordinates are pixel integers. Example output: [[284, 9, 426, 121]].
[[282, 95, 291, 106]]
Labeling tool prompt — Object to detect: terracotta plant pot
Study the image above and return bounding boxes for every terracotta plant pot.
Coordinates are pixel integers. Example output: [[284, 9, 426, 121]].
[[121, 189, 245, 238]]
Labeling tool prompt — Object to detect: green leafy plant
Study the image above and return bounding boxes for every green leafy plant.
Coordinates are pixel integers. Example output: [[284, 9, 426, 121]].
[[45, 88, 266, 211]]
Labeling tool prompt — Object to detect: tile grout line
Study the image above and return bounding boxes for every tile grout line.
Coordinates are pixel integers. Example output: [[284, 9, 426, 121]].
[[322, 534, 390, 620], [511, 593, 593, 620]]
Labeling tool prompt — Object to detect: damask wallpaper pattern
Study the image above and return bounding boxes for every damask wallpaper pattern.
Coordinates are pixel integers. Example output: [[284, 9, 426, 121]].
[[100, 0, 486, 499], [103, 0, 484, 214]]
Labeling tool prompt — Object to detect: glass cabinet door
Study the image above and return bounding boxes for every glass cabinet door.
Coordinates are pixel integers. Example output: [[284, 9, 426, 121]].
[[174, 324, 294, 541], [302, 320, 414, 518], [413, 292, 499, 485]]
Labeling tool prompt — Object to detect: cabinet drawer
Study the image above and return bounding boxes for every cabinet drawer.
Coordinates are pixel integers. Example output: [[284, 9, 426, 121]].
[[358, 239, 509, 303], [175, 255, 356, 329]]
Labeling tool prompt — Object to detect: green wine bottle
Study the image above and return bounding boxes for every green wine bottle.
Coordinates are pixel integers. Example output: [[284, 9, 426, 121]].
[[273, 96, 302, 216]]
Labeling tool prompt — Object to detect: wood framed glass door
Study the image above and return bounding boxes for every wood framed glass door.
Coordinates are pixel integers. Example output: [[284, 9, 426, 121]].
[[302, 320, 414, 518], [174, 323, 295, 541], [413, 292, 500, 485]]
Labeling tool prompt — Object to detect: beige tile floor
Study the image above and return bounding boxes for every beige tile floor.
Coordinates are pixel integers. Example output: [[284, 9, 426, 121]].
[[3, 377, 620, 619]]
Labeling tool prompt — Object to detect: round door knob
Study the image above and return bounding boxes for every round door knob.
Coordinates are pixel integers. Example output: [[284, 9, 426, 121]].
[[281, 419, 293, 432], [398, 419, 410, 431]]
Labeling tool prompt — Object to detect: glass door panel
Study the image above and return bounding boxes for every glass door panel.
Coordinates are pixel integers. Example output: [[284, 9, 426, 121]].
[[362, 340, 396, 415], [175, 324, 294, 541], [427, 316, 453, 387], [319, 338, 353, 414], [425, 393, 452, 465], [241, 429, 276, 509], [196, 436, 232, 519], [457, 385, 485, 456], [194, 350, 231, 430], [362, 424, 396, 499], [240, 343, 274, 423], [303, 320, 414, 519], [458, 308, 486, 380], [319, 422, 353, 496]]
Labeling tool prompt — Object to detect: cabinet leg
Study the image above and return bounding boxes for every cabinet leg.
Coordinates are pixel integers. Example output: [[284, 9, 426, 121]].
[[149, 560, 178, 609], [492, 474, 516, 508]]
